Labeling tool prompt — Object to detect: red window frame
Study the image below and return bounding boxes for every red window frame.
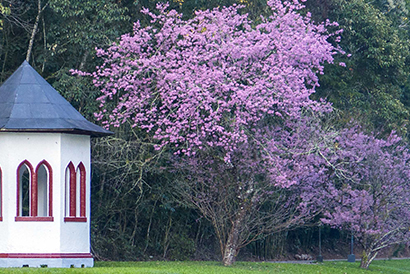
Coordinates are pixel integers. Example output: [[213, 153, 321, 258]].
[[64, 162, 87, 222], [15, 160, 53, 222], [35, 160, 53, 217]]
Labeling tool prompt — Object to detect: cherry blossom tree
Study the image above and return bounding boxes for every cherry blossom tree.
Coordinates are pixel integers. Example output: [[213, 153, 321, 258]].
[[321, 129, 410, 269], [171, 125, 325, 265], [79, 0, 345, 265], [88, 0, 340, 158], [264, 118, 410, 269]]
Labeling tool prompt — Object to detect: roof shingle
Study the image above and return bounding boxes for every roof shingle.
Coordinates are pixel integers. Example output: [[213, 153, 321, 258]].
[[0, 61, 112, 136]]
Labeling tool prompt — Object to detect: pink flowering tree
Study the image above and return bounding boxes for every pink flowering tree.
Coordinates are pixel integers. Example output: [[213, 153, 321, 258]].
[[88, 0, 340, 158], [321, 129, 410, 269], [171, 123, 327, 265], [264, 119, 410, 269], [80, 0, 345, 265]]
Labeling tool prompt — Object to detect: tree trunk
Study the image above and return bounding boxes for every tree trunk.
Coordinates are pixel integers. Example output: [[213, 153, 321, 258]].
[[78, 50, 89, 71], [41, 17, 46, 72], [222, 207, 246, 266], [26, 0, 49, 63], [360, 250, 378, 269], [26, 0, 41, 62]]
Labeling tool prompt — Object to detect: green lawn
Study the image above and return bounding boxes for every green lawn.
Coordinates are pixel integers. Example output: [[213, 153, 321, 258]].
[[0, 260, 410, 273]]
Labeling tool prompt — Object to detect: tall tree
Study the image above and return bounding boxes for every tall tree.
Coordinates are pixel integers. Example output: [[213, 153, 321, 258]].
[[49, 0, 131, 71], [321, 129, 410, 269], [81, 0, 342, 265], [25, 0, 48, 62], [43, 0, 132, 118], [307, 0, 410, 135]]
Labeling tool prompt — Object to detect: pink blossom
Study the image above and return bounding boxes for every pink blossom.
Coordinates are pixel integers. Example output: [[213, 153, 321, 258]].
[[87, 0, 340, 156]]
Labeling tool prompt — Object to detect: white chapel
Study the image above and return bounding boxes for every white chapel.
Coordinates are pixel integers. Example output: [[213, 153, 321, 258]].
[[0, 61, 112, 267]]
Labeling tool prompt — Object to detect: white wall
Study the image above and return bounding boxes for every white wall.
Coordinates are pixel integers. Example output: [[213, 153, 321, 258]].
[[0, 132, 91, 255], [60, 133, 91, 253]]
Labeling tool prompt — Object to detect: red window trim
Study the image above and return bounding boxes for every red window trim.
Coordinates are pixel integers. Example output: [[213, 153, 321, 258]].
[[64, 216, 87, 222], [77, 162, 86, 217], [67, 162, 76, 217], [35, 160, 53, 217], [66, 162, 87, 221], [16, 160, 53, 220], [15, 216, 54, 222], [16, 160, 35, 217]]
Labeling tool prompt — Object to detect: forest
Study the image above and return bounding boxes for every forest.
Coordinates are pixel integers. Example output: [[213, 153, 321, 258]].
[[1, 0, 410, 269]]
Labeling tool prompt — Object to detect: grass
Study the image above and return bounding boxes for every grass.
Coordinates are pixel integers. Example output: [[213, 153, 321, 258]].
[[0, 260, 409, 273]]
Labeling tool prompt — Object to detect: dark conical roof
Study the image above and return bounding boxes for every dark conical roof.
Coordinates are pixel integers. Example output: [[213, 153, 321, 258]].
[[0, 61, 112, 137]]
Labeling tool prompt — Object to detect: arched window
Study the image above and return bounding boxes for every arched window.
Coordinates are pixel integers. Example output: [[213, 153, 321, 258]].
[[65, 162, 76, 217], [16, 160, 53, 221], [64, 162, 86, 222], [35, 160, 53, 218], [77, 162, 86, 218], [16, 161, 34, 218]]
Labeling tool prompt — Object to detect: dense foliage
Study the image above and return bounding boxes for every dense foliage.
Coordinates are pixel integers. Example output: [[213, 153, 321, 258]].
[[320, 129, 410, 268], [88, 0, 345, 265], [307, 0, 410, 135], [90, 1, 339, 155]]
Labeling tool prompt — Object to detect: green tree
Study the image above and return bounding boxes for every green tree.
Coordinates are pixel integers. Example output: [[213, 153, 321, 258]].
[[44, 0, 132, 118], [0, 3, 10, 29], [307, 0, 410, 135]]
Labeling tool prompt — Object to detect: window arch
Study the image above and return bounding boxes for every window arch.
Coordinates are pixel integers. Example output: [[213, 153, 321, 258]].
[[16, 160, 53, 221], [77, 162, 86, 218], [35, 160, 53, 217], [64, 162, 86, 222], [65, 162, 75, 217], [16, 160, 34, 218]]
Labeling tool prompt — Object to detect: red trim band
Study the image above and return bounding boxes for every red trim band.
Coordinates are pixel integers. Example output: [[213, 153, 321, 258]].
[[64, 217, 87, 223], [15, 216, 54, 222], [0, 253, 93, 259]]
